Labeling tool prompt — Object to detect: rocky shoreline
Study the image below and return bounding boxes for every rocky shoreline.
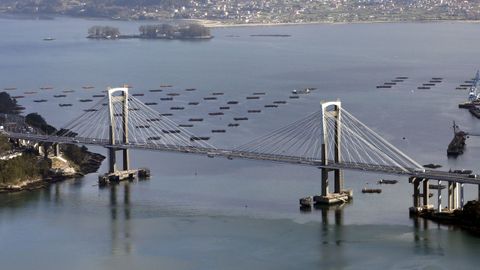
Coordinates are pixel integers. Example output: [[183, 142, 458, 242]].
[[0, 151, 105, 193], [416, 200, 480, 236]]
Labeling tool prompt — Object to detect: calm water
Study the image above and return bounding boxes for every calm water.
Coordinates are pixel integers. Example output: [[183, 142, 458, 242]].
[[2, 16, 480, 269]]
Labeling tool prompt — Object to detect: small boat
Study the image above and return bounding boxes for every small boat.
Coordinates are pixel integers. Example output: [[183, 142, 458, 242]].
[[253, 92, 266, 95], [376, 85, 392, 89], [228, 123, 239, 127], [396, 76, 409, 79], [289, 95, 299, 99], [185, 88, 196, 91], [59, 103, 72, 107], [234, 117, 248, 121], [24, 91, 37, 94], [423, 83, 435, 86], [456, 87, 467, 90], [84, 109, 98, 112], [362, 188, 382, 193], [264, 104, 278, 108], [79, 99, 93, 102], [204, 97, 217, 100], [248, 110, 261, 113], [188, 102, 199, 105], [167, 93, 179, 96], [273, 101, 287, 104], [212, 129, 226, 133], [391, 79, 404, 82], [219, 106, 230, 110], [384, 82, 396, 85], [63, 90, 75, 93], [189, 118, 204, 122], [33, 99, 48, 103], [377, 179, 398, 184], [190, 136, 210, 141], [430, 80, 442, 83], [149, 89, 163, 92], [417, 86, 430, 90], [161, 113, 173, 116], [136, 125, 150, 129], [145, 102, 158, 106], [163, 129, 181, 134], [246, 96, 260, 100], [170, 107, 184, 110], [12, 95, 25, 99], [160, 84, 172, 88], [227, 101, 239, 104], [160, 97, 173, 101], [132, 93, 144, 97], [432, 77, 443, 80], [209, 112, 224, 116], [82, 86, 95, 89], [460, 84, 473, 87], [3, 87, 17, 90], [40, 86, 53, 90], [179, 124, 193, 127], [54, 94, 67, 98], [423, 163, 442, 169], [146, 118, 160, 122], [147, 136, 162, 141], [92, 94, 105, 97], [43, 37, 55, 41], [299, 196, 314, 207], [212, 92, 224, 96]]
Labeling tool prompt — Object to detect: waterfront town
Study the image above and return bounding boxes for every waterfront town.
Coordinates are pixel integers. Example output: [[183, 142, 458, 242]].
[[2, 0, 480, 24]]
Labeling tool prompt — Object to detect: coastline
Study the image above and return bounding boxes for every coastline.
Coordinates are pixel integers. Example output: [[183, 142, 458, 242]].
[[0, 150, 105, 193], [191, 18, 480, 28]]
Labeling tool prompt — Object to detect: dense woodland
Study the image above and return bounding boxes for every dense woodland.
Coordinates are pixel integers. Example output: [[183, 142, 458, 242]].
[[88, 22, 211, 39], [0, 92, 18, 114], [0, 149, 51, 185]]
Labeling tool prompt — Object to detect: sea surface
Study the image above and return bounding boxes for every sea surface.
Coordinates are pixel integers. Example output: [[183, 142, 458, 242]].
[[1, 16, 480, 269]]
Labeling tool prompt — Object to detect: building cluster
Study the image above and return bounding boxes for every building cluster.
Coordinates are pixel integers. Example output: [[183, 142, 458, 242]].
[[2, 0, 480, 23]]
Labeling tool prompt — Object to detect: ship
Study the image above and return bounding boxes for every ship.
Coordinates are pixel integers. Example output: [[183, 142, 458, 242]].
[[447, 121, 466, 156]]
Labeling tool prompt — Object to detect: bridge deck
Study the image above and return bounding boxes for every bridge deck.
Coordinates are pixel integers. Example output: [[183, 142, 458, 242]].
[[6, 132, 480, 185]]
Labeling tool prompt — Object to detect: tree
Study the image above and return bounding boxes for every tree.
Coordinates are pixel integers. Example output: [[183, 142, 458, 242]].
[[25, 113, 56, 135], [0, 92, 18, 114]]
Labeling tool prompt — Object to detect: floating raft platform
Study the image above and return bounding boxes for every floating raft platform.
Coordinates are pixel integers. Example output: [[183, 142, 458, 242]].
[[98, 168, 150, 185]]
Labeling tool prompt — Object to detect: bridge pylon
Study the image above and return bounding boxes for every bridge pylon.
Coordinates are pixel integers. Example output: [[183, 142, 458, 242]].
[[315, 100, 352, 205], [107, 87, 130, 173]]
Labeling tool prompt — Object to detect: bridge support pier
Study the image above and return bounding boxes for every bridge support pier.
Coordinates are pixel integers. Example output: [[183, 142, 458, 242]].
[[438, 180, 442, 213], [53, 143, 60, 157], [447, 182, 459, 211], [422, 179, 430, 207], [410, 177, 433, 214], [108, 148, 117, 174]]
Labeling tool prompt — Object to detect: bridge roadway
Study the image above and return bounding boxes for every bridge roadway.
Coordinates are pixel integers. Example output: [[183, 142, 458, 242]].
[[6, 132, 480, 185]]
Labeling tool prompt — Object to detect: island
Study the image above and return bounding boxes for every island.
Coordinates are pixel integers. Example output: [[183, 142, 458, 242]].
[[0, 92, 105, 193], [87, 23, 213, 40]]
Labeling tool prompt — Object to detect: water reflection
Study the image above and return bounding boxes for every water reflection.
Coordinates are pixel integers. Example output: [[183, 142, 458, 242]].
[[108, 183, 133, 255], [410, 215, 445, 256]]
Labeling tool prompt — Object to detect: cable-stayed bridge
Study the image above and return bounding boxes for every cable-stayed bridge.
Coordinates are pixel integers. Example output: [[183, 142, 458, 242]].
[[4, 87, 479, 211]]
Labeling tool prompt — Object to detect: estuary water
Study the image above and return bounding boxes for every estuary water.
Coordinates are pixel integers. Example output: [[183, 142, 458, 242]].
[[2, 16, 480, 269]]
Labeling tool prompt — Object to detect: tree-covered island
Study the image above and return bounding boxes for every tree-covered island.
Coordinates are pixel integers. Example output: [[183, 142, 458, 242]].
[[87, 23, 212, 40]]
